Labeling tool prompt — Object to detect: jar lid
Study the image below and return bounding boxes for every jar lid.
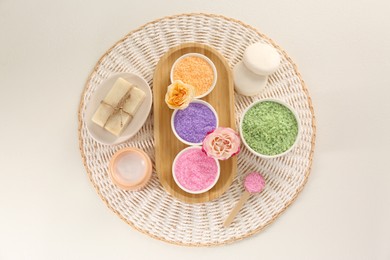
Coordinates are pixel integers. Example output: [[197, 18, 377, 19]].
[[109, 147, 152, 191]]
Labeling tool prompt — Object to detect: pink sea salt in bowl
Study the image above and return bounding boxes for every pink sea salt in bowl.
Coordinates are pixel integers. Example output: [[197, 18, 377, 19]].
[[172, 146, 220, 194]]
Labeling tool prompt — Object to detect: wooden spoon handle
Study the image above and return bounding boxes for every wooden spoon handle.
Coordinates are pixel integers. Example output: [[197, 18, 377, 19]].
[[223, 191, 251, 228]]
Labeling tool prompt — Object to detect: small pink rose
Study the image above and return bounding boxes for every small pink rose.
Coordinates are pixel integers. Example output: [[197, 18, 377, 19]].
[[202, 127, 241, 160]]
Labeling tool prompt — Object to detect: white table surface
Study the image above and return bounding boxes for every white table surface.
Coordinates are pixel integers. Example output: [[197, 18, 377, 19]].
[[1, 0, 389, 259]]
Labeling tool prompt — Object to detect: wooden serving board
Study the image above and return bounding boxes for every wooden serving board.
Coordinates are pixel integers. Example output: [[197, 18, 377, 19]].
[[153, 42, 237, 203]]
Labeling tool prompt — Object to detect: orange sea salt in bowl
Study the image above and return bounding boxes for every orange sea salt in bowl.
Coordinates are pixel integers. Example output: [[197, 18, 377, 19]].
[[170, 53, 217, 98]]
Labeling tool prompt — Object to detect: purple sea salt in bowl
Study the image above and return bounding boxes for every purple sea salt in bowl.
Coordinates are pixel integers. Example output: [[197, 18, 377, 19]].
[[171, 100, 218, 146]]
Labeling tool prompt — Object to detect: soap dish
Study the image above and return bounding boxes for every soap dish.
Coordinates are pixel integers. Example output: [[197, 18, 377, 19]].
[[85, 72, 153, 145]]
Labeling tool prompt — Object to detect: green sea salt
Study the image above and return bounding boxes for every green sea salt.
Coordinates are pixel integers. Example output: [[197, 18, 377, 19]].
[[242, 101, 298, 156]]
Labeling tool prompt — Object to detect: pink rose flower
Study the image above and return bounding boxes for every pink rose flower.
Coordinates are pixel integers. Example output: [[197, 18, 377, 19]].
[[202, 127, 241, 160]]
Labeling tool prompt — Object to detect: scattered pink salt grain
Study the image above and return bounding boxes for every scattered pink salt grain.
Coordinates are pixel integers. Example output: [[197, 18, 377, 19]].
[[244, 172, 265, 193], [173, 147, 219, 192]]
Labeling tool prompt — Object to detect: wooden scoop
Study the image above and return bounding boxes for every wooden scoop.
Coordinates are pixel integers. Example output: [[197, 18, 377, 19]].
[[223, 172, 265, 227]]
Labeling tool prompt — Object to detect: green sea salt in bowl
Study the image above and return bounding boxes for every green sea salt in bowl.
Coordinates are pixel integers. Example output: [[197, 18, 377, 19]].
[[240, 99, 299, 158]]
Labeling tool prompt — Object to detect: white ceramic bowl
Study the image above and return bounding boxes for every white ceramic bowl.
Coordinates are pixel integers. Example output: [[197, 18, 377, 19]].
[[171, 99, 219, 146], [239, 99, 300, 159], [170, 53, 217, 99], [172, 146, 220, 194]]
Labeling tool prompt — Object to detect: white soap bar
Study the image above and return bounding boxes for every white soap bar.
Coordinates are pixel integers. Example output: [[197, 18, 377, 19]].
[[92, 77, 132, 128], [104, 111, 132, 136], [103, 86, 146, 136], [92, 77, 145, 136], [123, 87, 146, 116], [243, 42, 281, 76], [233, 61, 268, 96]]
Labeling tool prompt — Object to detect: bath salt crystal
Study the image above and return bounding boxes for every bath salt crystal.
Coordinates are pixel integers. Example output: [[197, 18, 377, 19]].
[[174, 148, 218, 191], [244, 172, 265, 193], [242, 101, 298, 155], [172, 56, 214, 96], [174, 103, 217, 143]]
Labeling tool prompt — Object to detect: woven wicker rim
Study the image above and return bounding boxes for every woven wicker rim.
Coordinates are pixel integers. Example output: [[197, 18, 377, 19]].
[[78, 13, 316, 246]]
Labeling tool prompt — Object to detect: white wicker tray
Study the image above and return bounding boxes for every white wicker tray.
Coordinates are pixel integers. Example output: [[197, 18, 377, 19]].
[[78, 13, 316, 246]]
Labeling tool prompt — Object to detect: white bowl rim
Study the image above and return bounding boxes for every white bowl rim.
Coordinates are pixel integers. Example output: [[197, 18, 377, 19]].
[[171, 99, 219, 146], [172, 146, 220, 194], [170, 52, 218, 99], [239, 98, 301, 159]]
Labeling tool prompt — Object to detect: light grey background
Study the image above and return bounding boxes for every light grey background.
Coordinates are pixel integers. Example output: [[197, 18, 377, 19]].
[[1, 0, 389, 259]]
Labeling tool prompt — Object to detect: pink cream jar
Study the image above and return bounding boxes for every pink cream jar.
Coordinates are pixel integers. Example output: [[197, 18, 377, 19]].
[[109, 147, 152, 191]]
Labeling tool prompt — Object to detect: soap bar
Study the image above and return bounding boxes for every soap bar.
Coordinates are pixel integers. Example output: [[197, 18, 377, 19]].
[[233, 61, 268, 96], [243, 42, 281, 76], [92, 77, 132, 128], [92, 77, 145, 136], [104, 87, 146, 136], [123, 87, 146, 116]]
